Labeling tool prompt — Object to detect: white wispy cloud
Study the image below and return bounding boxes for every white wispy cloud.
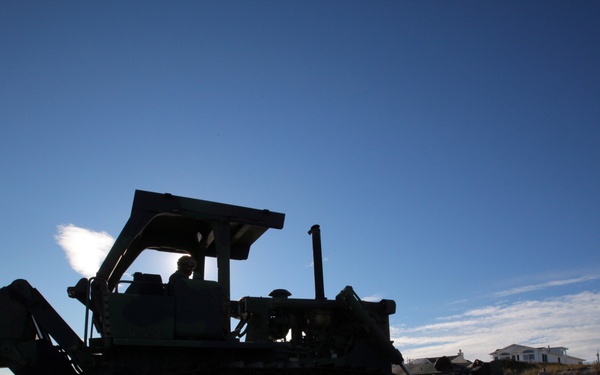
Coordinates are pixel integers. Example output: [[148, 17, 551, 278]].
[[54, 224, 215, 281], [494, 275, 600, 297], [392, 291, 600, 363], [55, 224, 115, 277]]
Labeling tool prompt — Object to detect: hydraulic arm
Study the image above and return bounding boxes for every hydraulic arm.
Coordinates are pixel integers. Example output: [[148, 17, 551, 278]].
[[0, 279, 94, 374]]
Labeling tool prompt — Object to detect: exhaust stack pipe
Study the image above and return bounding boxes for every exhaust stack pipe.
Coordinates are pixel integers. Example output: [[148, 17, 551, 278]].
[[308, 224, 325, 300]]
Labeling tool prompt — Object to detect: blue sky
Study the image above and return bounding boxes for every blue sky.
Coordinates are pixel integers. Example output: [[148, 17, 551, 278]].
[[1, 1, 599, 370]]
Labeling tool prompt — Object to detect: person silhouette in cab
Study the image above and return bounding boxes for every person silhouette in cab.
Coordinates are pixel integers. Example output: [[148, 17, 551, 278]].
[[167, 255, 197, 295]]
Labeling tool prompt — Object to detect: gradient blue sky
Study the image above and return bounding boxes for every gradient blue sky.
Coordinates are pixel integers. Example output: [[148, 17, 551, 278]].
[[1, 1, 599, 370]]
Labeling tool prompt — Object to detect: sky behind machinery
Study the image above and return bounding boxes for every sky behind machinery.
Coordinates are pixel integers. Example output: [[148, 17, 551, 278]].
[[1, 1, 599, 371]]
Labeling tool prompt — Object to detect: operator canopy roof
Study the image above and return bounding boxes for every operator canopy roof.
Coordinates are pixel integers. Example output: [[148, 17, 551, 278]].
[[97, 190, 285, 289]]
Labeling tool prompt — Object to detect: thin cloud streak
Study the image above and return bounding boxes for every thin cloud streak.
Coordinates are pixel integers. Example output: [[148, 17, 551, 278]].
[[494, 275, 600, 297], [392, 291, 600, 363], [55, 224, 114, 277]]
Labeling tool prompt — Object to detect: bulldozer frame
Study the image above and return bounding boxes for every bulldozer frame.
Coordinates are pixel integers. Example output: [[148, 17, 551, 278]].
[[1, 190, 408, 375]]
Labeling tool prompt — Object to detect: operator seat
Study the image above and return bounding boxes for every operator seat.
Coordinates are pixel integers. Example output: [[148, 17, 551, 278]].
[[125, 272, 165, 295]]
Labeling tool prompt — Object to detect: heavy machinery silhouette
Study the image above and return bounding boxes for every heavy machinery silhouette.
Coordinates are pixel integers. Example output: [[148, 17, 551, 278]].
[[1, 190, 409, 375]]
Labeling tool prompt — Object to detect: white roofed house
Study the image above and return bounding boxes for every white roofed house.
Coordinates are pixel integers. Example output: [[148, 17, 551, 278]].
[[399, 350, 472, 375], [490, 344, 584, 365]]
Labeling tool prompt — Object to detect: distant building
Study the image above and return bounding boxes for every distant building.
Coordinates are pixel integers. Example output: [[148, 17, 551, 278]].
[[489, 344, 584, 365], [400, 350, 471, 375], [410, 349, 470, 366]]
